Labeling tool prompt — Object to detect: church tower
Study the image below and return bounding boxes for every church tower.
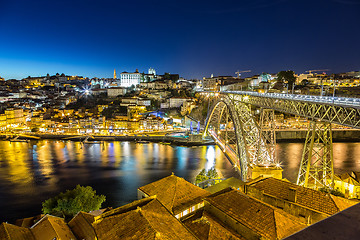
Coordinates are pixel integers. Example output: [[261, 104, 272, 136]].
[[114, 69, 117, 79]]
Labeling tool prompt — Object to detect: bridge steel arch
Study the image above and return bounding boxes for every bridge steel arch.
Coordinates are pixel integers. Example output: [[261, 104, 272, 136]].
[[204, 94, 276, 180], [223, 91, 360, 129]]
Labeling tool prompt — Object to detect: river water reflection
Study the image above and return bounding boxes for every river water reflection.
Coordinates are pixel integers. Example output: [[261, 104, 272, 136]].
[[0, 140, 359, 222]]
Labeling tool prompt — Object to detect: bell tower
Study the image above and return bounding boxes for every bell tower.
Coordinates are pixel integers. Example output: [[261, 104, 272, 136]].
[[114, 69, 117, 79]]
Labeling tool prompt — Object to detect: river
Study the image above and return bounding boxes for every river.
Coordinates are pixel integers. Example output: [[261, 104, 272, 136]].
[[0, 140, 359, 223]]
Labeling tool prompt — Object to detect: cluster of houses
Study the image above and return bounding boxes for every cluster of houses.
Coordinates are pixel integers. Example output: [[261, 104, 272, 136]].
[[0, 174, 356, 239]]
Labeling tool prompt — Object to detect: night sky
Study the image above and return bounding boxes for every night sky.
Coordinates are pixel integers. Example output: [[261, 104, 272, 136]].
[[0, 0, 359, 79]]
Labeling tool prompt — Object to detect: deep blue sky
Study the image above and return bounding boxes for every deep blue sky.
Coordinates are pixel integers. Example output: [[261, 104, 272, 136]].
[[0, 0, 359, 79]]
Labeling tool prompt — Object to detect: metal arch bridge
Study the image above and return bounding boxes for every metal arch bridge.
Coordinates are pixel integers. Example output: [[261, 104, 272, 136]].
[[221, 91, 360, 128], [203, 93, 278, 181], [202, 91, 360, 182]]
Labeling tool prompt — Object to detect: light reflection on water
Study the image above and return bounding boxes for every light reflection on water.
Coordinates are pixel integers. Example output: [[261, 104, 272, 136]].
[[0, 140, 359, 222]]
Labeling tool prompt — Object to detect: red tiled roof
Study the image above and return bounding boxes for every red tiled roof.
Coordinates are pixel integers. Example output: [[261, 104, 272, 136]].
[[0, 222, 35, 240], [68, 212, 96, 240], [31, 215, 76, 240], [248, 177, 356, 215], [138, 174, 211, 214], [205, 188, 306, 239], [93, 197, 198, 239], [182, 209, 246, 240]]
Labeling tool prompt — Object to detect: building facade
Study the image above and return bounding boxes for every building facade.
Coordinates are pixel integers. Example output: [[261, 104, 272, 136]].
[[120, 69, 141, 87]]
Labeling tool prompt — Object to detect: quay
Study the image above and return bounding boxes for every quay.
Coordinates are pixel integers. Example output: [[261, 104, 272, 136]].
[[0, 132, 215, 146]]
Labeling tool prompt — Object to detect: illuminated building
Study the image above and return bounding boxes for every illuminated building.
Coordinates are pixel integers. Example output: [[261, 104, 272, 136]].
[[169, 97, 189, 108], [137, 174, 211, 219], [5, 108, 25, 128], [2, 174, 357, 239], [148, 67, 156, 76], [245, 177, 356, 224], [127, 105, 146, 119], [0, 114, 6, 130], [140, 116, 165, 130], [333, 172, 360, 199], [120, 69, 141, 87], [106, 87, 127, 97]]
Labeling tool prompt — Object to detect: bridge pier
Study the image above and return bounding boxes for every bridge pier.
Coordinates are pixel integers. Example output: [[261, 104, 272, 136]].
[[258, 108, 277, 161], [248, 165, 283, 180], [297, 121, 334, 189]]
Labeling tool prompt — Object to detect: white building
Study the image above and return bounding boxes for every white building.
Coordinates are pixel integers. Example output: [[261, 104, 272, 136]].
[[148, 67, 156, 76], [169, 98, 189, 108], [107, 87, 127, 97], [120, 69, 141, 87]]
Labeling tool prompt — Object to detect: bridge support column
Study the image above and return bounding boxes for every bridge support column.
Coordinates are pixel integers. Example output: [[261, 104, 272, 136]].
[[247, 108, 282, 180], [297, 121, 334, 189], [258, 108, 277, 161]]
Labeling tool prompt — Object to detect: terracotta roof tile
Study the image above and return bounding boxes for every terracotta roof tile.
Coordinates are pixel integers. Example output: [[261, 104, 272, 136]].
[[0, 223, 35, 240], [182, 209, 246, 240], [93, 197, 198, 239], [31, 215, 77, 240], [285, 202, 360, 240], [248, 177, 356, 215], [205, 177, 245, 194], [68, 212, 96, 239], [138, 174, 211, 214], [14, 215, 43, 228], [205, 188, 305, 239]]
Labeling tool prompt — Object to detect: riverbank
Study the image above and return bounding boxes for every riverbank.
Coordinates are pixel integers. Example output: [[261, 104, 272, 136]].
[[0, 133, 215, 146], [1, 129, 359, 143], [276, 129, 360, 142]]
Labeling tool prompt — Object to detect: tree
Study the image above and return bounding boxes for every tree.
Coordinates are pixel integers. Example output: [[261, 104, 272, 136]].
[[301, 79, 309, 86], [42, 185, 106, 220], [319, 187, 345, 198], [206, 167, 219, 179], [195, 169, 207, 184], [150, 99, 161, 110], [195, 167, 219, 185], [277, 70, 296, 90]]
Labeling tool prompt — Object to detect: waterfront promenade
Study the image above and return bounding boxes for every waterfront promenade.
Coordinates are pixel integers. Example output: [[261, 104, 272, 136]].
[[1, 128, 359, 143]]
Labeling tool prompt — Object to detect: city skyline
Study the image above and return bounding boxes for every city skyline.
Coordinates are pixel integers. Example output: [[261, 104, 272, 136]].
[[1, 0, 360, 80]]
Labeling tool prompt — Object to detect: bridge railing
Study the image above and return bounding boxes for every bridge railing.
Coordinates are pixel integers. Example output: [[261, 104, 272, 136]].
[[223, 90, 360, 108]]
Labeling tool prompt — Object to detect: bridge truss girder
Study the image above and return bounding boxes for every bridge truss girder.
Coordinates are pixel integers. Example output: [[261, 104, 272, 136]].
[[228, 93, 360, 129], [204, 95, 276, 180], [258, 108, 277, 161], [297, 121, 334, 189]]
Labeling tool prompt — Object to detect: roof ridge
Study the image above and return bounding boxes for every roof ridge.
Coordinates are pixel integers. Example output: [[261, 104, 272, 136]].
[[30, 214, 49, 229], [150, 198, 200, 240], [273, 210, 280, 239], [328, 194, 338, 211], [206, 217, 213, 239], [137, 208, 161, 238], [170, 175, 179, 213], [328, 194, 353, 212], [1, 223, 10, 240], [46, 215, 66, 239]]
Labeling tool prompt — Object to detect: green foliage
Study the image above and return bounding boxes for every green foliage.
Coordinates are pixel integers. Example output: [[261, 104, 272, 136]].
[[31, 127, 39, 132], [277, 70, 296, 89], [168, 89, 185, 98], [301, 79, 310, 86], [42, 185, 106, 220], [319, 187, 345, 198], [101, 106, 127, 119], [206, 167, 219, 179], [330, 189, 345, 197], [195, 169, 207, 184], [201, 100, 209, 119], [150, 99, 161, 110], [195, 167, 219, 185]]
